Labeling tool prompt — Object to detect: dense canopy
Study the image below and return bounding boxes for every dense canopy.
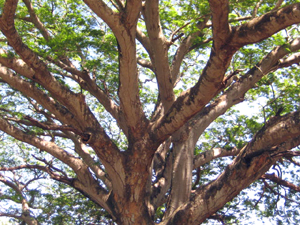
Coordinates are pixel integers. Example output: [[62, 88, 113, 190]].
[[0, 0, 300, 224]]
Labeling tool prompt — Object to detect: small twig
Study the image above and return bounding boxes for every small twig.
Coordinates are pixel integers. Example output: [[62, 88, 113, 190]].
[[253, 184, 266, 208], [252, 0, 263, 17]]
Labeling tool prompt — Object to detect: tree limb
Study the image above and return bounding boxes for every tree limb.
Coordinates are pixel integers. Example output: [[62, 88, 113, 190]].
[[230, 3, 300, 47], [261, 173, 300, 192], [136, 27, 152, 56], [209, 0, 231, 50], [44, 56, 128, 134], [194, 147, 240, 169], [0, 1, 100, 133], [170, 16, 210, 85], [22, 0, 51, 41], [84, 0, 147, 140], [144, 0, 175, 110], [0, 173, 39, 225], [67, 132, 112, 189], [0, 58, 124, 187], [83, 0, 119, 34], [151, 34, 300, 146], [161, 112, 300, 225], [0, 116, 114, 215]]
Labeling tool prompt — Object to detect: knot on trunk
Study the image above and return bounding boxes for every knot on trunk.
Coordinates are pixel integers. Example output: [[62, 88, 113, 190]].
[[81, 132, 92, 144]]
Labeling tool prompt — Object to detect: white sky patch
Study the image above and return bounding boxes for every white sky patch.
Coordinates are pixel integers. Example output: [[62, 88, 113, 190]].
[[234, 96, 268, 119]]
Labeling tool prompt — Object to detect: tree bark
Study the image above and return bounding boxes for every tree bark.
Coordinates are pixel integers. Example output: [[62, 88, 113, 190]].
[[1, 1, 300, 224]]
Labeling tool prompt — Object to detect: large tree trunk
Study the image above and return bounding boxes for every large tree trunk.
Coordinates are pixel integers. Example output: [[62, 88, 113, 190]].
[[164, 130, 194, 218], [1, 1, 300, 224]]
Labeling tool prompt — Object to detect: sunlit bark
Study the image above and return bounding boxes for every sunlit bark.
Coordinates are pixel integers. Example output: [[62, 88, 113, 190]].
[[0, 1, 300, 224]]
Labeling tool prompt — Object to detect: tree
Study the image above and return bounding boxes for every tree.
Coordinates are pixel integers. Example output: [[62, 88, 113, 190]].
[[0, 0, 300, 224]]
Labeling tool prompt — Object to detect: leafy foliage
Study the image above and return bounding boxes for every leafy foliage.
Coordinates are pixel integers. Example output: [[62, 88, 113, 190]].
[[0, 0, 300, 224]]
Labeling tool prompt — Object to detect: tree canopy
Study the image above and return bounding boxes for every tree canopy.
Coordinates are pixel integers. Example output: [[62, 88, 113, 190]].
[[0, 0, 300, 224]]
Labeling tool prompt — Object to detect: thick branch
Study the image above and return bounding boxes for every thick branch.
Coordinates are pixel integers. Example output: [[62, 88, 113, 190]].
[[44, 56, 128, 134], [0, 117, 114, 213], [209, 0, 231, 50], [0, 65, 82, 128], [188, 38, 300, 168], [124, 0, 142, 28], [162, 111, 300, 225], [231, 3, 300, 47], [0, 117, 90, 182], [136, 27, 152, 55], [137, 57, 154, 71], [144, 0, 175, 110], [0, 57, 124, 177], [68, 132, 112, 189], [84, 0, 147, 140], [151, 27, 300, 145], [0, 1, 100, 132], [150, 3, 233, 143], [83, 0, 120, 35], [276, 52, 300, 68], [0, 173, 39, 225], [0, 174, 23, 196]]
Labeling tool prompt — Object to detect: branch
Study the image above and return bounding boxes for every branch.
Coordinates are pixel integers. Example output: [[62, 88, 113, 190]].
[[112, 0, 125, 10], [231, 3, 300, 47], [153, 4, 300, 145], [0, 213, 22, 220], [252, 0, 263, 18], [144, 0, 174, 110], [286, 156, 300, 166], [0, 65, 81, 129], [85, 0, 146, 140], [24, 116, 83, 134], [22, 0, 51, 41], [0, 174, 23, 196], [276, 52, 300, 68], [273, 0, 284, 11], [150, 3, 232, 142], [0, 116, 116, 216], [136, 27, 152, 55], [0, 116, 104, 193], [161, 112, 300, 225], [263, 179, 300, 204], [193, 147, 240, 169], [170, 16, 210, 85], [0, 164, 48, 172], [22, 0, 74, 68], [137, 57, 154, 71], [83, 0, 119, 34], [0, 212, 38, 225], [152, 36, 300, 146], [67, 132, 112, 189], [151, 144, 173, 208], [181, 38, 300, 168], [261, 173, 300, 192], [0, 58, 123, 172], [44, 56, 130, 135], [209, 0, 231, 50], [0, 2, 99, 132], [0, 172, 40, 225], [124, 0, 142, 28], [1, 160, 78, 187]]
